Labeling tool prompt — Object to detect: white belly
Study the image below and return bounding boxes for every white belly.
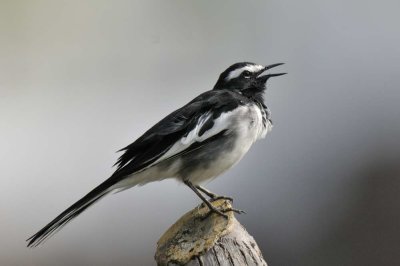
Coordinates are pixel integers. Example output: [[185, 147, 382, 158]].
[[184, 104, 272, 184]]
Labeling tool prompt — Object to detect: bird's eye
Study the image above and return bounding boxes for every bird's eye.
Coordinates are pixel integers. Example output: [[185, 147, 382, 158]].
[[242, 70, 251, 78]]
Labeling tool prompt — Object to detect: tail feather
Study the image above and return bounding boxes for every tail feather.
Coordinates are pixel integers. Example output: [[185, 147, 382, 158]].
[[26, 181, 114, 247]]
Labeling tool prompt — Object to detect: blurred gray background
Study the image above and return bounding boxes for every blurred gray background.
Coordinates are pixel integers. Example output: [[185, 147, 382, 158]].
[[1, 0, 400, 265]]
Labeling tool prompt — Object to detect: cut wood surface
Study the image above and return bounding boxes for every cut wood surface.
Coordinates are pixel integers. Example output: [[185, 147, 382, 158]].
[[155, 199, 267, 266]]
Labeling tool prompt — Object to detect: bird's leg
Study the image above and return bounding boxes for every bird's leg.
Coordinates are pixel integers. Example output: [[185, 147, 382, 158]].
[[195, 185, 233, 202], [184, 180, 228, 218], [194, 185, 218, 198]]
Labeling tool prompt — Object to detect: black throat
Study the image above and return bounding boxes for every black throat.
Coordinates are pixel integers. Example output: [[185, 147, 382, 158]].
[[240, 87, 266, 106]]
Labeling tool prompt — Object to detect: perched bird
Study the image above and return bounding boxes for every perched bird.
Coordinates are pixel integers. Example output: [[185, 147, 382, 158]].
[[27, 62, 286, 247]]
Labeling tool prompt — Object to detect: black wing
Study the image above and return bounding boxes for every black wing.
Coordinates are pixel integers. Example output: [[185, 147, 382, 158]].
[[112, 89, 243, 180]]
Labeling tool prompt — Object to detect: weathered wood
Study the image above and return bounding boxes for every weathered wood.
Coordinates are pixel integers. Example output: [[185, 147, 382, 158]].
[[155, 199, 267, 266]]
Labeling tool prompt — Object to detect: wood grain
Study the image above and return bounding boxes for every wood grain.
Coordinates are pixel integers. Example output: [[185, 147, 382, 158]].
[[155, 199, 267, 266]]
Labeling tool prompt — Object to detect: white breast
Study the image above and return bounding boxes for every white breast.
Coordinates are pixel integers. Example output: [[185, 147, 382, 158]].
[[187, 104, 272, 184], [234, 103, 271, 143]]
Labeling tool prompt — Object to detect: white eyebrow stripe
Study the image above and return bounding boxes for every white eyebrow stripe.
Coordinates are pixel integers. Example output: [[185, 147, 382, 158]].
[[226, 65, 264, 81]]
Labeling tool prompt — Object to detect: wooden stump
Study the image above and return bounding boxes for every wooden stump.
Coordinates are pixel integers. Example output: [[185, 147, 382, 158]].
[[155, 199, 267, 266]]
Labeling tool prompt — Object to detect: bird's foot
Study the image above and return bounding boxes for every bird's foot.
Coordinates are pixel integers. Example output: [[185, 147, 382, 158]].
[[194, 185, 233, 202], [202, 205, 246, 220], [223, 207, 246, 215], [200, 196, 233, 209], [209, 195, 233, 202], [203, 204, 229, 219]]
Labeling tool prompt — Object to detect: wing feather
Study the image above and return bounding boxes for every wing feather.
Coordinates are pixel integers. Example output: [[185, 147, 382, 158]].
[[112, 90, 244, 179]]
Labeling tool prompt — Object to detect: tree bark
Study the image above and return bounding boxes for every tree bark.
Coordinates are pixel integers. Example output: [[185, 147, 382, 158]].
[[155, 199, 267, 266]]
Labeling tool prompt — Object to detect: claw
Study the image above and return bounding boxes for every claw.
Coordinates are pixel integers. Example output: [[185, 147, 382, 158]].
[[223, 208, 246, 215], [210, 196, 233, 202], [202, 206, 246, 220], [202, 207, 228, 220]]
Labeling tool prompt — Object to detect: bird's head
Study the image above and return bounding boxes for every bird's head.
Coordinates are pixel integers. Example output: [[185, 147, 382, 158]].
[[213, 62, 286, 98]]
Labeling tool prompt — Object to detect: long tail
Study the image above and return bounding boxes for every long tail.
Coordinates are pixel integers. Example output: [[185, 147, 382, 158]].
[[26, 178, 117, 247]]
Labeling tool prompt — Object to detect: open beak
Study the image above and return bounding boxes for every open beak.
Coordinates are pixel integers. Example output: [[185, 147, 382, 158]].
[[256, 63, 287, 83]]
